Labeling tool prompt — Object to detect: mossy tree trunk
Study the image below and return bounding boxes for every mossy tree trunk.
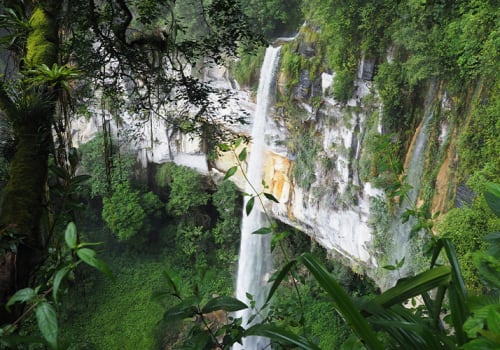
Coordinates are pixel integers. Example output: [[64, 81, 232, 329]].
[[0, 2, 58, 323]]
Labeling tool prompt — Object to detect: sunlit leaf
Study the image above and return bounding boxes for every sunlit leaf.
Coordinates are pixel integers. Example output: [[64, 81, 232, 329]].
[[76, 248, 113, 280], [253, 227, 272, 235], [202, 296, 247, 313], [6, 288, 36, 311], [64, 222, 77, 249], [224, 166, 237, 180], [36, 302, 58, 349], [238, 147, 247, 162], [53, 265, 72, 303], [373, 266, 451, 308]]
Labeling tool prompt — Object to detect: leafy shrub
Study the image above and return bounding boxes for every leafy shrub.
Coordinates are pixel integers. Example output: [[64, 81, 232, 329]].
[[102, 182, 146, 240], [232, 46, 265, 88], [437, 207, 490, 290], [212, 181, 241, 263], [79, 132, 136, 197], [292, 129, 321, 190], [160, 163, 210, 217], [332, 68, 355, 103]]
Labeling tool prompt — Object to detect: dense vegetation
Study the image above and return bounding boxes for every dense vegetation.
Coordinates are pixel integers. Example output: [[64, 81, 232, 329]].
[[0, 0, 499, 348]]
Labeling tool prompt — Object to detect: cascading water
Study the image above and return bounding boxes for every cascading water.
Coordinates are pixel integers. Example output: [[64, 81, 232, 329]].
[[385, 81, 438, 288], [233, 46, 281, 350]]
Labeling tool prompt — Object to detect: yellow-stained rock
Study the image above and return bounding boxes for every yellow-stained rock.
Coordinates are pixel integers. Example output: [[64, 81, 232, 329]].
[[264, 151, 292, 204]]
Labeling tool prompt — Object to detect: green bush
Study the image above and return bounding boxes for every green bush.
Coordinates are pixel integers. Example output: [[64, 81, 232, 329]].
[[102, 182, 146, 240], [212, 181, 241, 263], [437, 207, 491, 290], [292, 129, 321, 190], [163, 164, 210, 217], [332, 68, 355, 103], [79, 133, 136, 197], [232, 46, 265, 88]]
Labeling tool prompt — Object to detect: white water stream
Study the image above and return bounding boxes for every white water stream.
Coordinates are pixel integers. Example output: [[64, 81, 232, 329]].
[[385, 81, 438, 288], [233, 46, 281, 350]]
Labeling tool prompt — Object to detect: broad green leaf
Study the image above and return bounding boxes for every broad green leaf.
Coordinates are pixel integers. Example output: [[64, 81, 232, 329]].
[[463, 315, 485, 338], [487, 307, 500, 334], [53, 265, 72, 303], [300, 253, 384, 350], [224, 166, 237, 180], [76, 248, 113, 280], [265, 259, 297, 305], [483, 232, 500, 258], [245, 196, 255, 216], [263, 192, 279, 203], [6, 288, 36, 311], [163, 297, 199, 322], [484, 182, 500, 217], [201, 296, 248, 313], [65, 222, 77, 249], [70, 174, 91, 185], [382, 265, 397, 271], [238, 147, 247, 162], [440, 239, 469, 344], [50, 165, 69, 180], [162, 269, 181, 298], [36, 302, 58, 349], [252, 227, 272, 235], [373, 266, 451, 308], [245, 324, 321, 350]]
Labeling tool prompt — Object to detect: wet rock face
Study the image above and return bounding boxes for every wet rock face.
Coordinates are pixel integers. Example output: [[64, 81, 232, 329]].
[[297, 41, 316, 59], [292, 69, 311, 101], [361, 58, 376, 81], [291, 70, 322, 103]]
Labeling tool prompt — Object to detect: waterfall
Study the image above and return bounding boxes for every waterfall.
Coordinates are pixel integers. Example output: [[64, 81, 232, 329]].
[[385, 81, 438, 288], [233, 46, 281, 350]]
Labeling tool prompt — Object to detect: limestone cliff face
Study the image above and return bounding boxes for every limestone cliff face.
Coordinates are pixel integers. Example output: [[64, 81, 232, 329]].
[[73, 35, 459, 286], [215, 36, 459, 286]]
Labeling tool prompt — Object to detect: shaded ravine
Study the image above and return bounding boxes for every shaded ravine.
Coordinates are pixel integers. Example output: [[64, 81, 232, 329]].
[[233, 46, 281, 350]]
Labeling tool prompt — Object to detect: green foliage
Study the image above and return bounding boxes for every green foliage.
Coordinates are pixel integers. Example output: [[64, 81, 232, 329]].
[[2, 223, 112, 349], [79, 133, 137, 198], [292, 129, 321, 190], [281, 44, 304, 89], [212, 180, 241, 263], [436, 207, 492, 291], [332, 68, 355, 103], [102, 182, 146, 241], [157, 163, 210, 217], [25, 7, 57, 67], [232, 46, 265, 88], [240, 0, 303, 39], [374, 61, 413, 133]]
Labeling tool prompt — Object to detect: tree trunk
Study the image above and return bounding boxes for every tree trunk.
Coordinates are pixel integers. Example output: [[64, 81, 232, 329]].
[[0, 3, 58, 323]]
